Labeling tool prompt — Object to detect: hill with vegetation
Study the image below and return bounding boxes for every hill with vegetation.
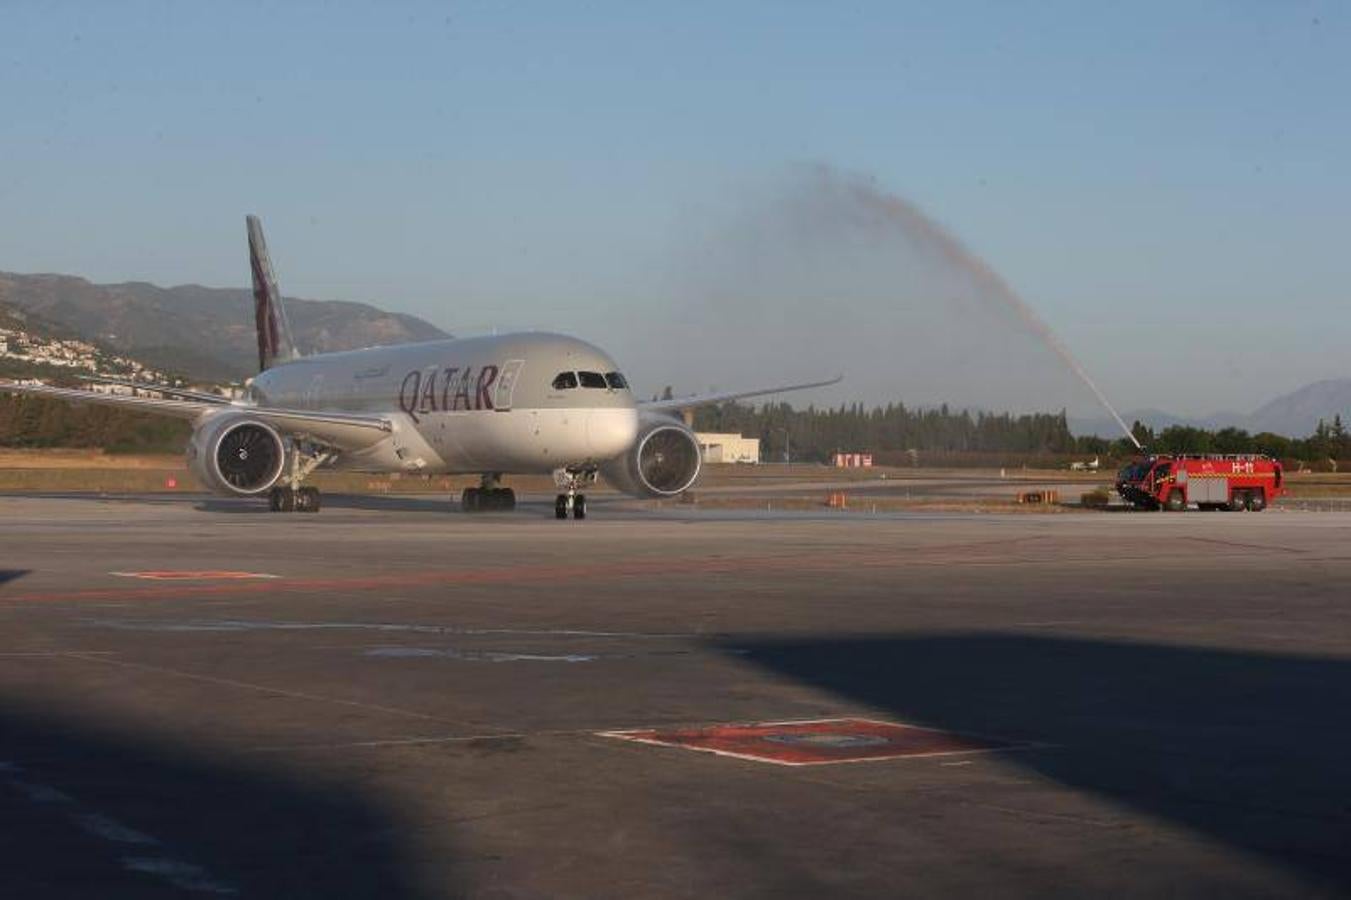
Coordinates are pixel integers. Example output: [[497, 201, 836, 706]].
[[0, 272, 449, 381]]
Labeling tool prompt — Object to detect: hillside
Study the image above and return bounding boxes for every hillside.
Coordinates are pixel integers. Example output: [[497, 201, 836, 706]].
[[0, 272, 449, 381], [1071, 380, 1351, 441], [1246, 379, 1351, 438]]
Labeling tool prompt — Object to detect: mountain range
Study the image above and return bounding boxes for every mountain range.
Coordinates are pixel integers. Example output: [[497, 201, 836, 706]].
[[1069, 378, 1351, 441], [0, 272, 448, 381]]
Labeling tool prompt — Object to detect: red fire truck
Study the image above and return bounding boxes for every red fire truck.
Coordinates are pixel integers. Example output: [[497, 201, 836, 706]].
[[1115, 454, 1284, 511]]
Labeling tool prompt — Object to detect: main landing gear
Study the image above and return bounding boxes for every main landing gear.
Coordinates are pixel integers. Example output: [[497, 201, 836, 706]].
[[462, 473, 516, 512], [554, 467, 596, 520], [267, 445, 331, 513], [270, 485, 321, 513]]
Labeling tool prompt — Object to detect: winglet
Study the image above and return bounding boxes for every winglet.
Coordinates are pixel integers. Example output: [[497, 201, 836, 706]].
[[247, 215, 299, 372]]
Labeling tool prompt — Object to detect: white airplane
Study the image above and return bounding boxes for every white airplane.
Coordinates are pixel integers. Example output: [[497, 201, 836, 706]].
[[0, 217, 838, 518]]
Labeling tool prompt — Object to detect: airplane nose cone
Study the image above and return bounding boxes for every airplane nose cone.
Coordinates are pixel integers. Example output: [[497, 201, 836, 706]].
[[587, 408, 640, 459]]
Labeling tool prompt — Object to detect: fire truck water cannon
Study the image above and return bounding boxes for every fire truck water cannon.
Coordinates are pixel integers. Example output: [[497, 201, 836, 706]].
[[1115, 454, 1284, 512]]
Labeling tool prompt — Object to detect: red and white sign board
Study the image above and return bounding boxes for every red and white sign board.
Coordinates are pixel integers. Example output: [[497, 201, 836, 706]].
[[601, 717, 1022, 766]]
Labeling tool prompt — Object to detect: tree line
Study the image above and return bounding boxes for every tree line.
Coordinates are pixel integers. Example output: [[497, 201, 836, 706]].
[[3, 389, 1350, 468], [1108, 416, 1351, 468], [694, 401, 1079, 462], [694, 402, 1351, 468]]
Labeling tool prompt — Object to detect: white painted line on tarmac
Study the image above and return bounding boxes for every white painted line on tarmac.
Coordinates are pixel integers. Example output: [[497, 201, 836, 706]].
[[121, 857, 237, 894], [364, 646, 598, 662], [81, 618, 698, 638], [0, 760, 237, 894]]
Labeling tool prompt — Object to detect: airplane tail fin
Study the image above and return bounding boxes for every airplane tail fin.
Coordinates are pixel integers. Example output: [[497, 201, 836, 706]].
[[246, 215, 299, 372]]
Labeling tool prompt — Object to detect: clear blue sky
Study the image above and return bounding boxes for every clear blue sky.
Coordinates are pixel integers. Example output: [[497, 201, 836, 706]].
[[3, 1, 1347, 415]]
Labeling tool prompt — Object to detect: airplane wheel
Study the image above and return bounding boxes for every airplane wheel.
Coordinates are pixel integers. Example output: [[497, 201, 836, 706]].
[[462, 488, 480, 512], [297, 487, 321, 513], [270, 487, 296, 512], [497, 488, 516, 511], [572, 494, 587, 520], [555, 495, 569, 519]]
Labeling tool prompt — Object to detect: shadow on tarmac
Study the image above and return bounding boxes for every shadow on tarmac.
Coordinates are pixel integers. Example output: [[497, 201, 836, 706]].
[[190, 495, 450, 515], [0, 570, 29, 586], [731, 633, 1351, 891], [0, 698, 442, 899]]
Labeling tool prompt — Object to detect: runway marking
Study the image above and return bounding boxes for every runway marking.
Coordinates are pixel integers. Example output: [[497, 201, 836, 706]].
[[0, 538, 1115, 606], [600, 717, 1043, 767], [364, 646, 598, 662], [244, 731, 535, 753], [0, 760, 237, 894], [0, 649, 118, 657], [59, 652, 504, 731], [82, 619, 697, 639], [241, 719, 832, 754], [1180, 537, 1305, 555], [110, 571, 279, 581], [1, 534, 1272, 607]]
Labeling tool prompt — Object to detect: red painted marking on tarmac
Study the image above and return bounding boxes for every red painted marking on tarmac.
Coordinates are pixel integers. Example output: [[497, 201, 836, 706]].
[[0, 537, 1052, 606], [601, 718, 1020, 766], [5, 554, 862, 604], [110, 571, 279, 581]]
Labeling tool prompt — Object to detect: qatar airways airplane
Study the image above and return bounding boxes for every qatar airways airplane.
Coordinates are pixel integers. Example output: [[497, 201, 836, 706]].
[[0, 217, 838, 518]]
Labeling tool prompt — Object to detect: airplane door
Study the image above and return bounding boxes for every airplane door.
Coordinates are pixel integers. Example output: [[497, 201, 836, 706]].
[[495, 359, 524, 411]]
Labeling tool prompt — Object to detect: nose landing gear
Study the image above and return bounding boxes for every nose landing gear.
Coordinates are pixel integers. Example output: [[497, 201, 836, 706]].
[[554, 467, 596, 520], [555, 493, 586, 520]]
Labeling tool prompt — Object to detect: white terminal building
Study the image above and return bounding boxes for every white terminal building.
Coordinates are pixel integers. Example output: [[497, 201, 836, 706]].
[[696, 432, 761, 464]]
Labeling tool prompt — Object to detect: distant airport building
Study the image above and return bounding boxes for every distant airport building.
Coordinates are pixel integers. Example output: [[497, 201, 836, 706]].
[[833, 452, 873, 468], [697, 432, 760, 464]]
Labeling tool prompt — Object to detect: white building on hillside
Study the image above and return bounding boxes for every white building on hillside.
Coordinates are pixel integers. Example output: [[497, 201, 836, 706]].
[[696, 432, 760, 464]]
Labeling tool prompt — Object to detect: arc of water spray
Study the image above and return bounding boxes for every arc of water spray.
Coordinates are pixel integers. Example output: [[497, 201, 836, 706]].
[[819, 166, 1142, 450]]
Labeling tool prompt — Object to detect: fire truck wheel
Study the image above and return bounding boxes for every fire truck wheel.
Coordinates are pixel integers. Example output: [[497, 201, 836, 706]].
[[1247, 491, 1266, 512], [1229, 492, 1248, 512], [1165, 490, 1185, 512]]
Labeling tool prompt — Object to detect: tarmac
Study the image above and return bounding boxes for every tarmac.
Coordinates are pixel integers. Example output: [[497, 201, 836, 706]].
[[0, 492, 1348, 898]]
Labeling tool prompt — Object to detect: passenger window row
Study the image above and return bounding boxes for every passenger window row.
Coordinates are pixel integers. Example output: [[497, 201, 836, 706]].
[[552, 371, 629, 391]]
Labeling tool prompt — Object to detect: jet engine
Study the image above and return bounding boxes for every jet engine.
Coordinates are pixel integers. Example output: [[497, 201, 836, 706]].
[[186, 413, 288, 496], [600, 413, 702, 498]]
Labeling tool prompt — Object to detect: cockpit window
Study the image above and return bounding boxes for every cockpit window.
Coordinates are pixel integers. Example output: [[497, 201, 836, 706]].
[[577, 371, 608, 389], [604, 372, 629, 390], [551, 372, 578, 390]]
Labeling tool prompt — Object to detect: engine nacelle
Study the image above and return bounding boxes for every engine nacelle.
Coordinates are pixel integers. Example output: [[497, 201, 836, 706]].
[[600, 413, 702, 498], [187, 413, 288, 496]]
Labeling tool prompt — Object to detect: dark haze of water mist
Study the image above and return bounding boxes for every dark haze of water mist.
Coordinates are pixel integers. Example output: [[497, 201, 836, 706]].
[[634, 164, 1136, 443]]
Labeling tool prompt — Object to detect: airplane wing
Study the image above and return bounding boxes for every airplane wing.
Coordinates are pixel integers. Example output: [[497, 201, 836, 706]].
[[0, 380, 393, 451], [639, 375, 843, 413], [77, 375, 234, 405]]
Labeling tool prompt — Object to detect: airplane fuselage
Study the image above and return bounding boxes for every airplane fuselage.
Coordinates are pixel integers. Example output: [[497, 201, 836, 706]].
[[249, 332, 640, 475]]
